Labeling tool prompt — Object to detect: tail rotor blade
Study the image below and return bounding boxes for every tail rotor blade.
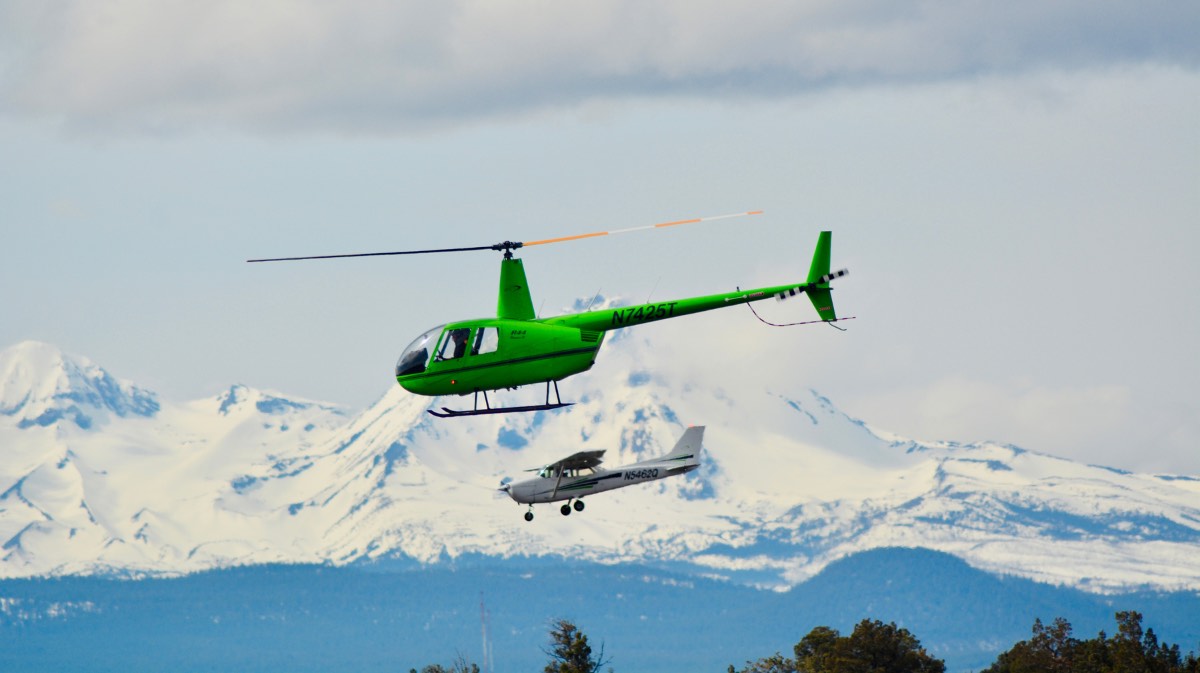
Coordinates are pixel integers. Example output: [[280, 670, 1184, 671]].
[[776, 268, 849, 302]]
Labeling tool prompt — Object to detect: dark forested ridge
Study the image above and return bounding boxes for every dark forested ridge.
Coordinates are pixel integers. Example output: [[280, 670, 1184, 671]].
[[2, 548, 1197, 672]]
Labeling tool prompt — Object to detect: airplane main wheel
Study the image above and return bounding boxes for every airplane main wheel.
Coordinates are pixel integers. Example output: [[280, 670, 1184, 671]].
[[560, 504, 571, 516], [524, 511, 534, 522], [573, 500, 585, 512]]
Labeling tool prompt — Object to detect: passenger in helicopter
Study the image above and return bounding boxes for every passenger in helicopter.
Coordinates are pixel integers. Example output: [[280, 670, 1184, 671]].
[[450, 329, 468, 358], [438, 328, 470, 360]]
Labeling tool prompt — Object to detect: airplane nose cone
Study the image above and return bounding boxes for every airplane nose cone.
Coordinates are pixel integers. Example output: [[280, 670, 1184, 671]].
[[504, 481, 530, 504]]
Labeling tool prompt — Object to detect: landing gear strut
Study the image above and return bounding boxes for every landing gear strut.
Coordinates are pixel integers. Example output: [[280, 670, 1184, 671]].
[[428, 381, 575, 418]]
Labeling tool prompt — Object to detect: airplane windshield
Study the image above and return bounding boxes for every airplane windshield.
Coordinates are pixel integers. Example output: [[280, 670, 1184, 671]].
[[396, 325, 444, 376]]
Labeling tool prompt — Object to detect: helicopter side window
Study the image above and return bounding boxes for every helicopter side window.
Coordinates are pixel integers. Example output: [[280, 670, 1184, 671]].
[[436, 328, 472, 361], [472, 327, 499, 356]]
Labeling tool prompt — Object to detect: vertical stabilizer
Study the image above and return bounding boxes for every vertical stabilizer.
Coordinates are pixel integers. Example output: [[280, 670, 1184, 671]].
[[638, 425, 704, 469], [497, 258, 536, 320], [805, 232, 838, 321]]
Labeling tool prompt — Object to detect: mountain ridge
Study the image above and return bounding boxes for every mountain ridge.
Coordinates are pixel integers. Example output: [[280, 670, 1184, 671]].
[[1, 339, 1197, 593], [2, 547, 1197, 673]]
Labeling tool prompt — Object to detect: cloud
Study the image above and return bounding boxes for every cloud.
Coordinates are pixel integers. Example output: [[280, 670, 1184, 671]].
[[2, 0, 1196, 134]]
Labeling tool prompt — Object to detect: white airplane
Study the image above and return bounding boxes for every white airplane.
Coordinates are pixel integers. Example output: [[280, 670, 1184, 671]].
[[500, 426, 704, 521]]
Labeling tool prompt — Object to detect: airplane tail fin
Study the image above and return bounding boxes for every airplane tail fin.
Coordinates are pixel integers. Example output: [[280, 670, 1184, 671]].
[[655, 426, 703, 473], [777, 231, 847, 321]]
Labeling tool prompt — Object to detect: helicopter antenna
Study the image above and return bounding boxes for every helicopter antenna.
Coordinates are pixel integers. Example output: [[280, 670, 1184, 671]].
[[645, 276, 661, 305], [584, 289, 602, 312], [246, 211, 761, 263]]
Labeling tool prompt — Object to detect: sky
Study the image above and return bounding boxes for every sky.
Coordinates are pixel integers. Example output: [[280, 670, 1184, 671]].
[[2, 1, 1198, 474]]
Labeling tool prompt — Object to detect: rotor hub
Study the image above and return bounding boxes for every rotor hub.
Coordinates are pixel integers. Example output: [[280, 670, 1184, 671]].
[[491, 241, 524, 259]]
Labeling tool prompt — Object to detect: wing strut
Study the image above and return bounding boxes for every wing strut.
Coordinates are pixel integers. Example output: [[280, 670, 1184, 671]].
[[551, 468, 565, 500]]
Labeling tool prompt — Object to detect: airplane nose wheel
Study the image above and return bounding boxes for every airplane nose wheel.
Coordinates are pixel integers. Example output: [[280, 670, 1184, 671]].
[[524, 508, 534, 522]]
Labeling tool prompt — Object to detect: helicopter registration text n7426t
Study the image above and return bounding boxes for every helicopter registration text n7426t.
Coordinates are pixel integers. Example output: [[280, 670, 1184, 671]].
[[248, 211, 850, 417]]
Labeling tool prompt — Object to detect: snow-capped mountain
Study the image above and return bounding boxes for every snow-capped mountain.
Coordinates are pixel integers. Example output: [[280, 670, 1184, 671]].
[[0, 341, 159, 429], [1, 339, 1198, 592]]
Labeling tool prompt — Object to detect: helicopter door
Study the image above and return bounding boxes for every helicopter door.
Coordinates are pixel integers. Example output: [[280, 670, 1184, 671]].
[[471, 327, 499, 355], [435, 327, 472, 361]]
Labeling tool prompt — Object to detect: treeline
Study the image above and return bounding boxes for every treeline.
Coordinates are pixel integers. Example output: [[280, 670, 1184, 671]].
[[412, 611, 1199, 673], [731, 611, 1200, 673], [983, 611, 1200, 673]]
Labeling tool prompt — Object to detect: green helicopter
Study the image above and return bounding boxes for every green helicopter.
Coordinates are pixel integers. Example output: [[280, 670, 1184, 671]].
[[248, 211, 849, 417]]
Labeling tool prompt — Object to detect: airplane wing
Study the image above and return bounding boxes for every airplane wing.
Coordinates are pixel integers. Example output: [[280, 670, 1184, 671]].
[[545, 449, 606, 472]]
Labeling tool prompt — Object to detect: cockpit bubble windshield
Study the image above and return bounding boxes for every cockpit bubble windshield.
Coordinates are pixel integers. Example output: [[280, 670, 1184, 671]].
[[396, 325, 444, 377]]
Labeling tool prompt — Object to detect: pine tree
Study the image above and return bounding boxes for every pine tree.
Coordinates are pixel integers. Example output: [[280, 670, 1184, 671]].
[[543, 618, 610, 673], [734, 620, 944, 673], [839, 619, 946, 673]]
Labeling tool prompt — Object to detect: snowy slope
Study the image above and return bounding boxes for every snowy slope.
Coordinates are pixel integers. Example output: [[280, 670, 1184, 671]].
[[0, 339, 1197, 592]]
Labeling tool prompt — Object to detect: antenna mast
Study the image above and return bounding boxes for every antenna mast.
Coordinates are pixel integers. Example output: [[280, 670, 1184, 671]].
[[480, 592, 493, 673]]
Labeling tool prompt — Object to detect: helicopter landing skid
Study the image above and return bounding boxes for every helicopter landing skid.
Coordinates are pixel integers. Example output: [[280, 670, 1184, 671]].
[[426, 381, 574, 418], [427, 402, 574, 418]]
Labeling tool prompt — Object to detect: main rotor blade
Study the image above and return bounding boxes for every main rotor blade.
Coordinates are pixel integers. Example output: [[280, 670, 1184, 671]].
[[246, 210, 761, 263], [521, 210, 763, 248], [246, 245, 495, 263]]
